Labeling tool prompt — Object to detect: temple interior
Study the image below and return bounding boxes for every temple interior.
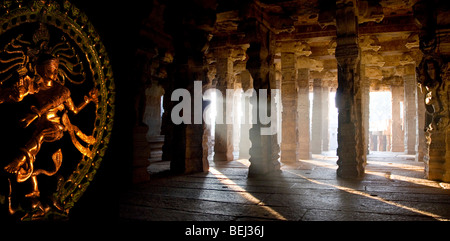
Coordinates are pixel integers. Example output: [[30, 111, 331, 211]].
[[2, 0, 450, 223], [111, 0, 450, 222]]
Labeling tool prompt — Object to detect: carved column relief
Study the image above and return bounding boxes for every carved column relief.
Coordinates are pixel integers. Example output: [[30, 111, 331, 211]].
[[133, 49, 170, 183], [239, 70, 253, 159], [406, 40, 427, 162], [361, 35, 383, 155], [414, 0, 450, 181], [213, 47, 235, 162], [335, 0, 365, 178], [242, 20, 280, 176], [312, 78, 323, 154], [163, 0, 217, 174], [402, 63, 418, 155], [416, 82, 426, 162], [322, 86, 330, 152], [297, 68, 312, 159], [391, 84, 405, 152], [280, 49, 299, 162]]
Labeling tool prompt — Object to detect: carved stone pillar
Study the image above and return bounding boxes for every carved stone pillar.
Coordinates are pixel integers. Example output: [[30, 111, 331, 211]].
[[335, 0, 365, 178], [297, 68, 311, 159], [403, 68, 417, 155], [132, 125, 151, 183], [414, 0, 450, 181], [361, 35, 383, 155], [185, 74, 210, 174], [312, 78, 323, 154], [239, 70, 253, 159], [359, 63, 371, 156], [322, 86, 330, 152], [391, 85, 405, 152], [416, 85, 426, 162], [163, 0, 216, 174], [143, 83, 165, 138], [280, 51, 299, 162], [214, 47, 234, 162], [242, 20, 280, 176]]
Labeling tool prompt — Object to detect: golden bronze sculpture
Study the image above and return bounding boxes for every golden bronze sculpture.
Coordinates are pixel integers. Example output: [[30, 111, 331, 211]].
[[1, 53, 98, 219], [0, 1, 115, 221]]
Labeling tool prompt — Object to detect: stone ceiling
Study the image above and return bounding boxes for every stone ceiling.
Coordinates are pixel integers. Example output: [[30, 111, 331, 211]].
[[212, 0, 423, 91]]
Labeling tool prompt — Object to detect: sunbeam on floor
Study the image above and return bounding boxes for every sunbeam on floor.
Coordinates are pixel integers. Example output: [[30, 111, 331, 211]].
[[120, 152, 450, 221]]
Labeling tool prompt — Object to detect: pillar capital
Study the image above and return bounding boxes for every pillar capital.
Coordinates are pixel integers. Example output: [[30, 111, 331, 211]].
[[211, 43, 249, 59], [360, 35, 381, 52], [357, 0, 384, 24], [327, 39, 337, 55], [405, 33, 420, 50], [276, 40, 312, 56], [297, 56, 324, 72], [399, 53, 417, 66], [297, 67, 311, 159], [361, 51, 384, 67], [335, 0, 366, 178], [280, 51, 299, 162]]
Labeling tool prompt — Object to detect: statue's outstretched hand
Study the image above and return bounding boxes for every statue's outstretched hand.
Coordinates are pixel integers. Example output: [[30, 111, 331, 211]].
[[20, 113, 38, 128], [20, 106, 40, 128], [87, 88, 99, 104]]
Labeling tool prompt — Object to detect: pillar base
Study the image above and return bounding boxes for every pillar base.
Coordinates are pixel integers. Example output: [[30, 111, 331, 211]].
[[213, 152, 234, 162], [133, 126, 151, 184], [281, 152, 298, 163], [336, 161, 365, 179], [248, 165, 281, 178]]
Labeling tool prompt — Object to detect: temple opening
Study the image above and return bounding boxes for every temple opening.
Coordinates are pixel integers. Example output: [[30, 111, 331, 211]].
[[369, 91, 392, 152]]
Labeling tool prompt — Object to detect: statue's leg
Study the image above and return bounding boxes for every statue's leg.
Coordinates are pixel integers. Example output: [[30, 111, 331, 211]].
[[22, 176, 47, 220], [4, 122, 64, 175], [25, 176, 39, 198], [4, 132, 44, 175]]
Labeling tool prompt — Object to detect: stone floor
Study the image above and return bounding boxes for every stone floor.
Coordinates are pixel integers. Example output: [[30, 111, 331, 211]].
[[119, 151, 450, 221]]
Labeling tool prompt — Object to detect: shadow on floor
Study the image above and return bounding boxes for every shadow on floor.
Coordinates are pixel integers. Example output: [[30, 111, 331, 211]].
[[120, 151, 450, 221]]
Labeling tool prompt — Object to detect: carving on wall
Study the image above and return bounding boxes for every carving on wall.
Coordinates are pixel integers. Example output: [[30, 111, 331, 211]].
[[0, 0, 115, 220], [418, 55, 449, 132]]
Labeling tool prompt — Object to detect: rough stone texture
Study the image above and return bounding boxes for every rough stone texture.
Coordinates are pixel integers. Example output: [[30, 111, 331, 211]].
[[281, 51, 299, 162], [121, 152, 450, 221], [244, 21, 281, 177], [214, 48, 235, 162], [414, 0, 450, 182], [391, 85, 405, 152], [132, 126, 152, 183], [130, 0, 450, 185], [417, 85, 426, 162], [297, 68, 311, 160], [335, 0, 366, 178], [403, 73, 417, 154], [311, 78, 323, 154], [239, 71, 253, 160], [322, 86, 330, 152]]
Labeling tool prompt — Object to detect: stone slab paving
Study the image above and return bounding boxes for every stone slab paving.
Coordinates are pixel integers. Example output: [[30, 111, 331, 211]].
[[120, 151, 450, 221]]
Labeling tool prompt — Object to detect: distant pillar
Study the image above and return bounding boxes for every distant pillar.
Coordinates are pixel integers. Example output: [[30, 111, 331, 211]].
[[404, 71, 417, 155], [416, 84, 426, 162], [335, 0, 366, 178], [311, 78, 323, 154], [322, 86, 330, 152], [391, 85, 405, 152], [244, 20, 280, 176], [297, 68, 311, 159], [280, 51, 299, 162], [360, 63, 370, 156], [214, 47, 234, 162], [239, 70, 253, 159]]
